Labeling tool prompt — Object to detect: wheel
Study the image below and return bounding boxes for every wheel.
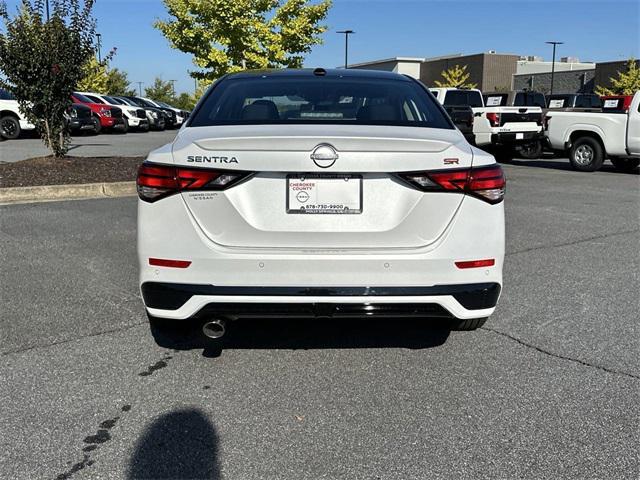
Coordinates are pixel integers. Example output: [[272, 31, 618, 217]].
[[517, 140, 543, 159], [91, 116, 101, 134], [610, 157, 640, 172], [119, 119, 129, 134], [569, 137, 604, 172], [451, 317, 487, 331], [0, 115, 21, 139]]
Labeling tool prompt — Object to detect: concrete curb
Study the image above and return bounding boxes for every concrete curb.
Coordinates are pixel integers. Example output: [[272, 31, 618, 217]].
[[0, 181, 136, 205]]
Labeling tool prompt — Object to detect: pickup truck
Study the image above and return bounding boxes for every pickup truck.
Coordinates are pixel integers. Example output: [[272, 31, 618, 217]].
[[0, 88, 36, 139], [430, 87, 544, 160], [427, 88, 475, 143], [545, 91, 640, 171]]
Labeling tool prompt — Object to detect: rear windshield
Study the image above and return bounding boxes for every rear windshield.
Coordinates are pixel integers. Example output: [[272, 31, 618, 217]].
[[189, 76, 453, 129], [514, 92, 546, 108], [444, 90, 484, 108], [574, 95, 602, 108], [546, 95, 571, 108]]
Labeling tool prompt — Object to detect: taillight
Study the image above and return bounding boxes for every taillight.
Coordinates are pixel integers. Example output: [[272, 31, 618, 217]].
[[399, 164, 505, 204], [136, 163, 250, 202], [486, 112, 500, 127]]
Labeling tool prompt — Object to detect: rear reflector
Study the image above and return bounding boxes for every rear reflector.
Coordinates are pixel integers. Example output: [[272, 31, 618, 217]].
[[149, 258, 192, 268], [399, 164, 505, 204], [137, 163, 251, 202], [455, 259, 495, 269]]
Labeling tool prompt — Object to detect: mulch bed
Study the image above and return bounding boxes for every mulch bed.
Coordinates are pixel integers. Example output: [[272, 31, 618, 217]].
[[0, 156, 143, 188]]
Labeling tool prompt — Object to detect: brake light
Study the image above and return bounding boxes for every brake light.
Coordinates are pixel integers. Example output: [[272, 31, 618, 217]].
[[399, 164, 505, 204], [136, 163, 250, 202], [486, 112, 500, 127]]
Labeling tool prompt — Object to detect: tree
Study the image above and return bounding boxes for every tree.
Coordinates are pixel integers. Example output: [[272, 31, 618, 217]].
[[0, 0, 96, 157], [173, 92, 195, 111], [155, 0, 332, 81], [144, 77, 175, 104], [106, 68, 136, 96], [76, 56, 108, 92], [434, 64, 477, 89], [595, 58, 640, 95]]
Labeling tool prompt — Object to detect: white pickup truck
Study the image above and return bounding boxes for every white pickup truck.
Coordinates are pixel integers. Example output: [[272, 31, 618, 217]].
[[545, 91, 640, 172], [0, 88, 36, 139], [430, 87, 544, 159]]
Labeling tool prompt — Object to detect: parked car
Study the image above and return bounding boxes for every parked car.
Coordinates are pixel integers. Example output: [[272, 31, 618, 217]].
[[123, 96, 178, 128], [545, 93, 602, 111], [545, 91, 640, 171], [137, 68, 505, 341], [600, 95, 634, 113], [112, 96, 166, 131], [72, 92, 127, 133], [431, 88, 544, 160], [138, 96, 186, 128], [155, 100, 190, 123], [0, 88, 36, 139], [65, 103, 98, 135], [78, 92, 149, 132]]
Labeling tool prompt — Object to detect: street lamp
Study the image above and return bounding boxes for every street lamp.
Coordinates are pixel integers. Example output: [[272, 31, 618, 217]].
[[96, 33, 102, 63], [337, 30, 355, 69], [169, 80, 177, 99], [45, 0, 50, 21], [545, 41, 564, 94], [136, 81, 144, 96]]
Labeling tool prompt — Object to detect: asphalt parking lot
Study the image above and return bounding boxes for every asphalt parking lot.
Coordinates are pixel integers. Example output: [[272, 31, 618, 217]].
[[0, 130, 178, 163], [0, 158, 638, 479]]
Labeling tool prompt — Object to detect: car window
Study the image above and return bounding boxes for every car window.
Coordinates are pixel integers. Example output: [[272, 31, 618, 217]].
[[104, 96, 122, 105], [574, 95, 591, 108], [514, 92, 546, 107], [590, 96, 602, 108], [466, 91, 484, 108], [73, 93, 95, 103], [0, 88, 15, 100], [85, 94, 104, 104], [190, 76, 453, 129]]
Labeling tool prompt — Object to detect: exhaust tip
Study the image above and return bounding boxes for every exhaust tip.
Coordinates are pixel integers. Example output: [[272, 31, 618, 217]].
[[202, 319, 226, 339]]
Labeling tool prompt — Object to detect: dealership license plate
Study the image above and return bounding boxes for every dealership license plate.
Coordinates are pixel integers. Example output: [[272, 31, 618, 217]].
[[287, 174, 362, 214]]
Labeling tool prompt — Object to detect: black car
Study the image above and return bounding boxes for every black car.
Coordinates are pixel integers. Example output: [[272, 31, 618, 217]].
[[65, 103, 98, 135], [114, 96, 166, 131], [123, 96, 177, 128]]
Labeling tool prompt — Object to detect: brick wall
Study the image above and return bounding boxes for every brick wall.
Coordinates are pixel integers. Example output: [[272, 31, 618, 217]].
[[513, 69, 595, 94]]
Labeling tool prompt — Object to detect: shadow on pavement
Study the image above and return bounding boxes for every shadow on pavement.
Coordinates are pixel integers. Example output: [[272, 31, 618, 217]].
[[506, 158, 639, 175], [149, 316, 452, 357], [128, 408, 221, 480]]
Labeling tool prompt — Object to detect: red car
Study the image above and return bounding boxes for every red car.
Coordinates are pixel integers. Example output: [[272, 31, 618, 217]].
[[71, 92, 127, 133]]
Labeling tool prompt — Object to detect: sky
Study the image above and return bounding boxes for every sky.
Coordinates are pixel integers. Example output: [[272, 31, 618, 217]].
[[3, 0, 639, 94]]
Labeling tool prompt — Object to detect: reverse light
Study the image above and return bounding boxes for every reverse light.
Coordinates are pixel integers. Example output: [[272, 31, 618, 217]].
[[149, 258, 191, 268], [399, 164, 506, 204], [455, 259, 495, 269], [136, 163, 251, 202]]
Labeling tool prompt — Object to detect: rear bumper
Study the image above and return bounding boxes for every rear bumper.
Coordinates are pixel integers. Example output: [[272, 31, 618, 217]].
[[491, 130, 544, 145], [141, 282, 501, 320]]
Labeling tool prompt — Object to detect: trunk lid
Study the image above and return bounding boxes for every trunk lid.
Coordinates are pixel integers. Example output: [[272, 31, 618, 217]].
[[172, 124, 473, 250]]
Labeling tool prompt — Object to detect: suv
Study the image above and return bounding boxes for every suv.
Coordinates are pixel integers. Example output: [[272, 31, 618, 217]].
[[137, 69, 505, 341], [0, 88, 36, 139]]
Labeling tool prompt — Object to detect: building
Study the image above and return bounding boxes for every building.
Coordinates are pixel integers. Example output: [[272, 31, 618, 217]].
[[347, 57, 425, 79], [594, 59, 640, 91]]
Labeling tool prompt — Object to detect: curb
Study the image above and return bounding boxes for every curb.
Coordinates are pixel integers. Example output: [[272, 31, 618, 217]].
[[0, 181, 136, 205]]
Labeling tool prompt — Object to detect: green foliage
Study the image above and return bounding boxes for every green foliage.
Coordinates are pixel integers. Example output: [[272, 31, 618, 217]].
[[0, 0, 96, 157], [434, 64, 477, 89], [155, 0, 332, 81], [77, 56, 108, 92], [595, 58, 640, 95], [173, 92, 195, 111], [106, 68, 136, 96], [144, 77, 176, 104]]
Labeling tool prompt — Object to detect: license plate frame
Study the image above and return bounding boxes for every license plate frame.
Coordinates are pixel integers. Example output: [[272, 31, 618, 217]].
[[286, 174, 363, 214]]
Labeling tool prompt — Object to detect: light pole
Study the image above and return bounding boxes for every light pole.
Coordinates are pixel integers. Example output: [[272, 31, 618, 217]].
[[546, 41, 563, 94], [96, 33, 102, 63], [337, 30, 355, 69], [169, 80, 177, 99], [137, 82, 144, 96], [45, 0, 50, 21]]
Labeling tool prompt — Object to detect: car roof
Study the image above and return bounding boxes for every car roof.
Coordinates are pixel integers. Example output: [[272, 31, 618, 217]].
[[226, 68, 413, 82]]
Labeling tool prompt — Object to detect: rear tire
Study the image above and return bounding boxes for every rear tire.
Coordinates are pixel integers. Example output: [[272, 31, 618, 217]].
[[517, 140, 542, 159], [0, 115, 21, 139], [451, 317, 487, 331], [569, 137, 604, 172], [610, 157, 640, 172]]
